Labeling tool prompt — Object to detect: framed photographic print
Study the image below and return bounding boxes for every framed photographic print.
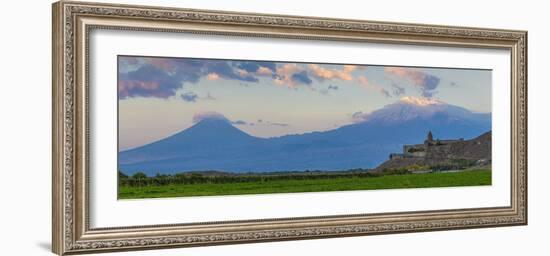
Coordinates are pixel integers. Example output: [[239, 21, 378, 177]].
[[52, 1, 527, 255]]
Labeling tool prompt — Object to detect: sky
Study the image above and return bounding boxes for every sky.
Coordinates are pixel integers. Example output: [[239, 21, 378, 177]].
[[118, 56, 491, 150]]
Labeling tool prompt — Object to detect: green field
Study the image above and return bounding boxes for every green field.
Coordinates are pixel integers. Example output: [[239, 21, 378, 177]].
[[118, 169, 491, 199]]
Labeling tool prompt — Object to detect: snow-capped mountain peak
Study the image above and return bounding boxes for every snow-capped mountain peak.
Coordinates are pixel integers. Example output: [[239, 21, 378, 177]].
[[358, 97, 487, 125], [399, 96, 444, 106]]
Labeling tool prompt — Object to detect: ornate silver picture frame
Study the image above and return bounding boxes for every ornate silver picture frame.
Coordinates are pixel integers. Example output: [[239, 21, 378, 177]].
[[52, 1, 527, 255]]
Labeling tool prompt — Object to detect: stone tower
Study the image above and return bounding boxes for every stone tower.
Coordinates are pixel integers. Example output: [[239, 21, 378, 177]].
[[427, 131, 433, 142]]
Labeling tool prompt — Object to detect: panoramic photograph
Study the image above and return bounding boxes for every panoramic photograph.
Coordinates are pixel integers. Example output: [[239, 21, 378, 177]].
[[117, 56, 492, 199]]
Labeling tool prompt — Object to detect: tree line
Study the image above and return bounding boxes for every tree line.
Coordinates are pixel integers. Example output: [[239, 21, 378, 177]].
[[118, 169, 380, 187], [118, 158, 481, 188]]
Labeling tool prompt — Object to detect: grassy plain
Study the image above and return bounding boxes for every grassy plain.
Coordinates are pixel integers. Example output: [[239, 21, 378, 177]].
[[118, 169, 491, 199]]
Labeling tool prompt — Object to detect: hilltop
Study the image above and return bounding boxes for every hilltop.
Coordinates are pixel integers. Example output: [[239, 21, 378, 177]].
[[373, 131, 491, 173]]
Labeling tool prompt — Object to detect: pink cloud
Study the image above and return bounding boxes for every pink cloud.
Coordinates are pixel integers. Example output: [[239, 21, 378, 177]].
[[274, 64, 304, 88], [385, 67, 424, 85], [256, 66, 274, 76], [357, 76, 390, 97], [236, 69, 250, 78], [118, 80, 172, 98], [147, 58, 176, 72], [384, 67, 441, 97], [308, 64, 356, 81], [206, 73, 220, 80]]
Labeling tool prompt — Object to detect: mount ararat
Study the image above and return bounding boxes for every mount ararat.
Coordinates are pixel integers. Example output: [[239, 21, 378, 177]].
[[119, 97, 491, 176]]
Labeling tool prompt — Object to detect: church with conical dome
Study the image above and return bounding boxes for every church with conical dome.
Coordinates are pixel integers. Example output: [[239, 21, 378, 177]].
[[389, 131, 464, 160]]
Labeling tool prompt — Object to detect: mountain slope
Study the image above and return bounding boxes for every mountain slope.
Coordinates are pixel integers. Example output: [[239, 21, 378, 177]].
[[119, 118, 262, 165], [119, 98, 491, 175]]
